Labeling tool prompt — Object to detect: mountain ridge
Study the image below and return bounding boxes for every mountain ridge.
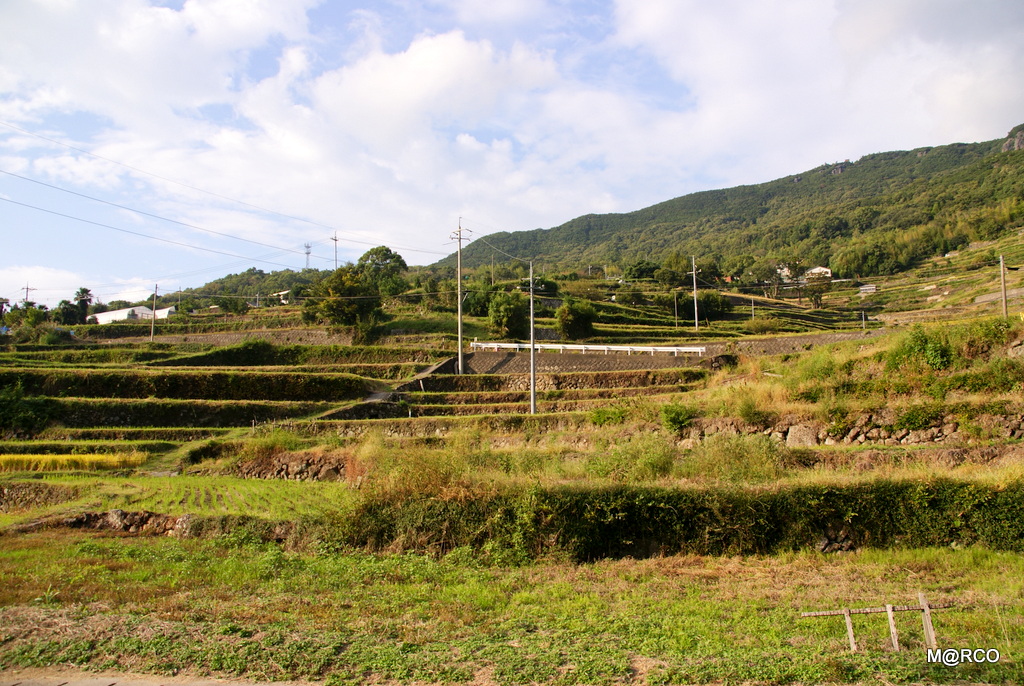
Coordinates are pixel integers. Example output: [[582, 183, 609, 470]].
[[433, 126, 1024, 278]]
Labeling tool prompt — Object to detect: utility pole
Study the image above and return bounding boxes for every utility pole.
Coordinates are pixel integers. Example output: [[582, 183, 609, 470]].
[[450, 220, 467, 374], [529, 261, 537, 415], [150, 284, 158, 343], [21, 283, 36, 303], [673, 290, 678, 328], [331, 232, 338, 270], [690, 256, 700, 332], [1000, 255, 1008, 318]]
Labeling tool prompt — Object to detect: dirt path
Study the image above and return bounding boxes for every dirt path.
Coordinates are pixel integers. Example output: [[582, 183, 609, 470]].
[[0, 668, 319, 686]]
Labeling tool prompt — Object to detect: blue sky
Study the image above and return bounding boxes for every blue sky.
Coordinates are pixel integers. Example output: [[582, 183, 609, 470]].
[[2, 0, 1023, 306]]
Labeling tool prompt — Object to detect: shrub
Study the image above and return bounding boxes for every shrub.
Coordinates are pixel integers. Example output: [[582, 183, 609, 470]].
[[488, 291, 529, 339], [587, 433, 676, 482], [696, 291, 734, 320], [678, 434, 786, 483], [737, 397, 775, 427], [744, 317, 781, 334], [0, 382, 53, 438], [590, 406, 627, 426], [661, 403, 698, 435], [554, 299, 597, 340], [893, 403, 945, 431]]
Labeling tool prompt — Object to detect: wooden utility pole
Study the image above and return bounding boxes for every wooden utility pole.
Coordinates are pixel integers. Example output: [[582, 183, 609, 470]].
[[1000, 254, 1008, 318], [450, 220, 466, 374], [150, 285, 158, 342], [529, 261, 536, 415], [690, 256, 699, 332]]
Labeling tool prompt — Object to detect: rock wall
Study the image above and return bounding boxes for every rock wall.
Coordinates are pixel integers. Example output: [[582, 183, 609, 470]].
[[681, 412, 1024, 447], [0, 482, 78, 513], [233, 449, 349, 481]]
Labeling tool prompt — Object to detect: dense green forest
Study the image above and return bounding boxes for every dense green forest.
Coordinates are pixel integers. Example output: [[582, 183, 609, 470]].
[[434, 124, 1024, 279]]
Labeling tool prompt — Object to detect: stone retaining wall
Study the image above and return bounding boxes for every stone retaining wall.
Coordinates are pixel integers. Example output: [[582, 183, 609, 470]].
[[683, 412, 1024, 448]]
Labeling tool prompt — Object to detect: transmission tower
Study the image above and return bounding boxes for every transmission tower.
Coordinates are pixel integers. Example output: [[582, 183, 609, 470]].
[[304, 243, 312, 269]]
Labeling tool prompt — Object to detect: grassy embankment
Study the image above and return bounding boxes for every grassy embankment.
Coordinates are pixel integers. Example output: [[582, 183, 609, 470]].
[[2, 306, 1024, 683]]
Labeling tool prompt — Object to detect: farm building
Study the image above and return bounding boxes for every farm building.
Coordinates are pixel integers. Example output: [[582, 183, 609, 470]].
[[91, 305, 176, 325]]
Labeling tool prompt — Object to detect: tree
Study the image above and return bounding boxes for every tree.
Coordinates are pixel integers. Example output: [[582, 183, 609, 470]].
[[488, 291, 528, 339], [302, 265, 380, 327], [749, 260, 784, 298], [803, 274, 832, 309], [24, 305, 48, 327], [617, 287, 645, 306], [653, 268, 683, 289], [73, 287, 93, 324], [555, 299, 596, 340], [623, 260, 660, 281], [213, 296, 250, 315], [53, 300, 81, 326], [695, 291, 734, 321], [357, 246, 408, 296]]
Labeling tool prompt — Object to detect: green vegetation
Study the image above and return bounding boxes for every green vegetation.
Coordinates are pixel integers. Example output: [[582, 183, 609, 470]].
[[436, 128, 1024, 284], [0, 532, 1019, 684], [4, 127, 1024, 686]]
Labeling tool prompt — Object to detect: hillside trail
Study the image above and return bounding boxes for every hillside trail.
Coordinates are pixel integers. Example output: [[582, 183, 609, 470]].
[[0, 669, 318, 686]]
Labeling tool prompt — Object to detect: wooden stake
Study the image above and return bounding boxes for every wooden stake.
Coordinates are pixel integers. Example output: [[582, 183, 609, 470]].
[[886, 604, 900, 651], [843, 608, 858, 652], [919, 593, 937, 650]]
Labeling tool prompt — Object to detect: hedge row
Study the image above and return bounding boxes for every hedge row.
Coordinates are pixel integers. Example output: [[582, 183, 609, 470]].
[[0, 440, 177, 455], [0, 369, 371, 401], [38, 427, 234, 441], [152, 340, 447, 367], [342, 479, 1024, 561], [49, 398, 333, 428], [0, 348, 176, 366]]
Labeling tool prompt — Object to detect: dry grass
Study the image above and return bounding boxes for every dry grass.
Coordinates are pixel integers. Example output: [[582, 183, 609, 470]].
[[0, 452, 146, 472]]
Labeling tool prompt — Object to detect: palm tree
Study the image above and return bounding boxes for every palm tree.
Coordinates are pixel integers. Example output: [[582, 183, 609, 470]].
[[73, 287, 93, 325]]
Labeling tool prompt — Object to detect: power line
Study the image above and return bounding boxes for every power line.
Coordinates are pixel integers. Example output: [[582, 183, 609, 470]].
[[0, 119, 448, 257], [0, 168, 326, 260], [0, 196, 299, 269]]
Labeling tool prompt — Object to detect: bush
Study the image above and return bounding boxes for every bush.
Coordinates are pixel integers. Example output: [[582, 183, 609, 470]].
[[346, 479, 1024, 561], [737, 397, 775, 427], [679, 434, 786, 483], [893, 404, 945, 431], [0, 382, 54, 438], [488, 291, 529, 339], [0, 369, 370, 402], [587, 433, 676, 483], [554, 299, 597, 340], [590, 406, 627, 426], [696, 291, 734, 321], [661, 403, 698, 435], [744, 317, 781, 334]]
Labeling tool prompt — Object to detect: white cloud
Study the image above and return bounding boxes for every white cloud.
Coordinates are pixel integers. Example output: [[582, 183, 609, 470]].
[[433, 0, 550, 27], [0, 0, 316, 133], [611, 0, 1024, 178], [311, 31, 557, 152], [2, 0, 1023, 286], [0, 265, 88, 307]]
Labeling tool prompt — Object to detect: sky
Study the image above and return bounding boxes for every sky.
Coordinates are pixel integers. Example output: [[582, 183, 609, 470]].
[[1, 0, 1023, 307]]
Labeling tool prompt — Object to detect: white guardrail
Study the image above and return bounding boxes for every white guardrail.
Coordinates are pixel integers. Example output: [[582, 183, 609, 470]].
[[470, 341, 706, 356]]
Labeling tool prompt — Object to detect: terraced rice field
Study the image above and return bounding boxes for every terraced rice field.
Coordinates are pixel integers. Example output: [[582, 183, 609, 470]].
[[0, 453, 146, 472]]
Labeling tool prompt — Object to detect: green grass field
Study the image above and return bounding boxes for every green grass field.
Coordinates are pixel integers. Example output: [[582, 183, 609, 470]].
[[1, 531, 1020, 684]]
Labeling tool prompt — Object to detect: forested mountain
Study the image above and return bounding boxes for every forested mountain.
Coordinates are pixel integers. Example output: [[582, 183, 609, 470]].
[[434, 124, 1024, 279]]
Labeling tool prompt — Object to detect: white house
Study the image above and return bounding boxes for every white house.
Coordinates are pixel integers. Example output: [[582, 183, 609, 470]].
[[91, 305, 176, 325], [805, 266, 833, 279]]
